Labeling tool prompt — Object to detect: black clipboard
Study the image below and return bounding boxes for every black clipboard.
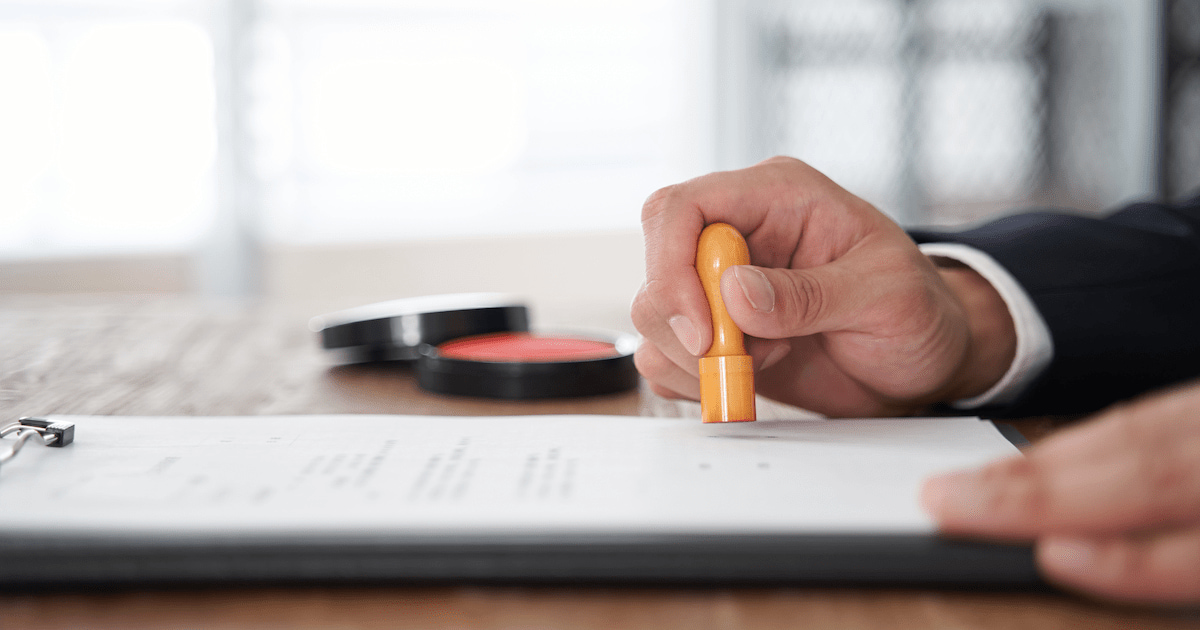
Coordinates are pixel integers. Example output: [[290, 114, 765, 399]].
[[0, 532, 1038, 588], [0, 416, 1039, 589]]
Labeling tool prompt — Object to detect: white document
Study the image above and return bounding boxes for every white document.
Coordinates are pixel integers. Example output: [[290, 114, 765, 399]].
[[0, 415, 1018, 538]]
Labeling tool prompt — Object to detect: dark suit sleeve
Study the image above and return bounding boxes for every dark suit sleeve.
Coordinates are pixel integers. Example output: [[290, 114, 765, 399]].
[[909, 192, 1200, 417]]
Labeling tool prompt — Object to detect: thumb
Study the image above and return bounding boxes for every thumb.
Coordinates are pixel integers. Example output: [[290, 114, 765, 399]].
[[720, 263, 862, 340]]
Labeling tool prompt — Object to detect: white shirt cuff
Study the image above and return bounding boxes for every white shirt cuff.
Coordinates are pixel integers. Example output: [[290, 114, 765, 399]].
[[918, 242, 1054, 408]]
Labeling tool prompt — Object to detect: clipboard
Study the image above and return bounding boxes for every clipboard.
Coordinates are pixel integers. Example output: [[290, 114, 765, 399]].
[[0, 414, 1039, 588]]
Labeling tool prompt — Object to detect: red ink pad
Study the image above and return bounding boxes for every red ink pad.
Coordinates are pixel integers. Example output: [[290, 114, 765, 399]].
[[417, 331, 638, 399], [437, 333, 620, 362], [313, 295, 638, 399]]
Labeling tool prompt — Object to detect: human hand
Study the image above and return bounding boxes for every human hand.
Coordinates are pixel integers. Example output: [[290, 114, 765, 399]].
[[922, 381, 1200, 604], [631, 156, 1016, 417]]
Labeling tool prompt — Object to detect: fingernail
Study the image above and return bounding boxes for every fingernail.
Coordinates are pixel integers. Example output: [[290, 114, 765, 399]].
[[733, 266, 775, 313], [759, 343, 791, 371], [1040, 538, 1097, 574], [668, 315, 702, 356]]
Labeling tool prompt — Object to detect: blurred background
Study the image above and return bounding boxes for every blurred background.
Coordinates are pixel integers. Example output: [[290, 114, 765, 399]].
[[0, 0, 1196, 327]]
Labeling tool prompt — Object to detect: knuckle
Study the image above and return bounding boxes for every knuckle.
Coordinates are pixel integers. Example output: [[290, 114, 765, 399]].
[[629, 285, 656, 334], [1110, 392, 1200, 515], [1134, 445, 1200, 516], [989, 457, 1051, 522], [760, 155, 802, 168], [642, 278, 681, 314], [882, 270, 932, 319], [779, 271, 826, 329], [641, 185, 680, 223]]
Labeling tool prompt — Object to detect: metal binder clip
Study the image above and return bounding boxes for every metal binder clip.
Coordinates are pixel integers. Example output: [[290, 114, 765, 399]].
[[0, 417, 75, 471]]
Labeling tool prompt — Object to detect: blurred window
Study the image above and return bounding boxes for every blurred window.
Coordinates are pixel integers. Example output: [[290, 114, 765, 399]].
[[743, 0, 1162, 226], [0, 0, 1179, 268], [0, 3, 215, 258], [0, 0, 712, 261], [255, 0, 711, 244]]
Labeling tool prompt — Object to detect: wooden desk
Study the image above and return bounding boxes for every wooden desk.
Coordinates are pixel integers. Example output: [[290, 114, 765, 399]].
[[0, 296, 1195, 630]]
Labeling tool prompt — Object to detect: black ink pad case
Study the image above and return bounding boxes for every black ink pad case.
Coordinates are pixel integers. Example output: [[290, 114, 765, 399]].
[[310, 293, 530, 363], [415, 329, 639, 399]]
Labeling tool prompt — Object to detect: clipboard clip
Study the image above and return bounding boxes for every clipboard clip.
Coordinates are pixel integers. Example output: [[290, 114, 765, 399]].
[[0, 417, 75, 472]]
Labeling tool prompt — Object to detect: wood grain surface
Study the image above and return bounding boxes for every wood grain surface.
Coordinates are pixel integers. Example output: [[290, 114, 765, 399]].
[[0, 295, 1195, 630]]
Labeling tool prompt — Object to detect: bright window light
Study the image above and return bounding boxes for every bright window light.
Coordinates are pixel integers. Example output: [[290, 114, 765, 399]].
[[258, 0, 709, 244], [0, 1, 711, 258], [310, 34, 527, 175], [0, 14, 216, 258], [0, 30, 54, 248], [59, 21, 215, 250]]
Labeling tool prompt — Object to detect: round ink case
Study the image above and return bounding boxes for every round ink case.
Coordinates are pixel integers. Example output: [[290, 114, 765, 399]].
[[416, 330, 639, 399], [310, 293, 530, 363], [312, 295, 639, 399]]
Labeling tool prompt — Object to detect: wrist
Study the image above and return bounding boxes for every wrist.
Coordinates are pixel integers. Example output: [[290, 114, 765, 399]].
[[934, 260, 1017, 402]]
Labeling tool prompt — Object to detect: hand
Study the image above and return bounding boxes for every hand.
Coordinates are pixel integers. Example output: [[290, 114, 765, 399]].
[[922, 381, 1200, 604], [631, 156, 1016, 417]]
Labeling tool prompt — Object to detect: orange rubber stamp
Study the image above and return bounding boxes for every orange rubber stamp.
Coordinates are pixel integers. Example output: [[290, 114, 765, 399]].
[[696, 223, 756, 423]]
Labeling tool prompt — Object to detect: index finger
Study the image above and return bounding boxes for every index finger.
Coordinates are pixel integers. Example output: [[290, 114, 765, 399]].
[[922, 383, 1200, 538]]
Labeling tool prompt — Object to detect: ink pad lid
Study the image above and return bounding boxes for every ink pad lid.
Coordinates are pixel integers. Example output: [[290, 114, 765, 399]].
[[310, 293, 529, 363], [416, 330, 639, 399]]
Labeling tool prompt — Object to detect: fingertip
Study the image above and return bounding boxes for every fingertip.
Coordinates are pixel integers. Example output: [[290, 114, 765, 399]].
[[720, 266, 778, 339], [917, 468, 1002, 530], [633, 337, 703, 399], [1035, 536, 1139, 602], [720, 264, 836, 340], [632, 278, 713, 358], [1036, 531, 1200, 604], [919, 474, 952, 519], [730, 265, 776, 313]]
